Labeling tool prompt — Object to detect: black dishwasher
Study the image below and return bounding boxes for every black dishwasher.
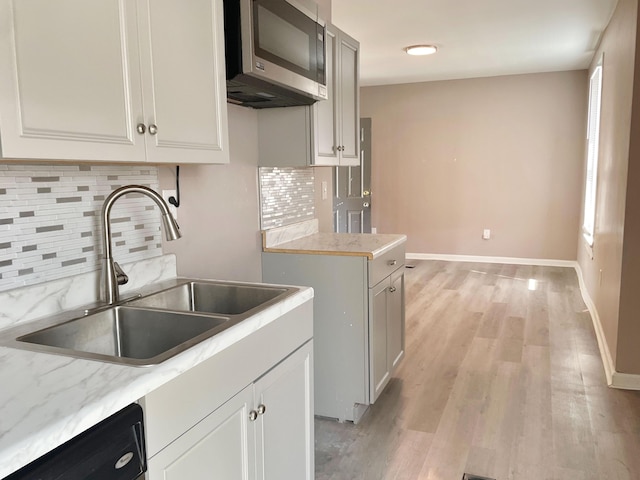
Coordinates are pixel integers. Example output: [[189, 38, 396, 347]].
[[4, 403, 146, 480]]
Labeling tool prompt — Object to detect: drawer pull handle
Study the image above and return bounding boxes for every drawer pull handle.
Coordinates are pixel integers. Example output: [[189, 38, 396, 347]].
[[389, 286, 397, 293], [388, 260, 397, 266]]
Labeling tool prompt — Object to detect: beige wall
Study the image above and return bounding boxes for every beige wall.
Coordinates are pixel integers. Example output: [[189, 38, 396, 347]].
[[576, 0, 638, 374], [159, 105, 262, 282], [361, 71, 587, 259], [313, 167, 335, 232]]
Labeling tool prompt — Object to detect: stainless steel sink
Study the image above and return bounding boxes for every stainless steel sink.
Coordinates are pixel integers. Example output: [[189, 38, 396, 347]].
[[128, 281, 290, 315], [1, 279, 298, 366], [15, 307, 229, 366]]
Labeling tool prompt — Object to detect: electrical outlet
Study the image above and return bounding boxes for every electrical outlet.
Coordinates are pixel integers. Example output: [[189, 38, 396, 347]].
[[162, 189, 178, 221], [483, 229, 491, 240], [371, 227, 377, 234]]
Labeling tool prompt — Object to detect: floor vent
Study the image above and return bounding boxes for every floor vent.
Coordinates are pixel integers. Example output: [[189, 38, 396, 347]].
[[462, 474, 496, 480]]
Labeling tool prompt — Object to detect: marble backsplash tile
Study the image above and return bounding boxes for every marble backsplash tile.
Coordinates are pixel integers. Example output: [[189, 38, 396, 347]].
[[0, 254, 177, 331]]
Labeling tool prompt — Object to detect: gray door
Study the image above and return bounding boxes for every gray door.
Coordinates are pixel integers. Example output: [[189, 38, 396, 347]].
[[333, 118, 372, 233]]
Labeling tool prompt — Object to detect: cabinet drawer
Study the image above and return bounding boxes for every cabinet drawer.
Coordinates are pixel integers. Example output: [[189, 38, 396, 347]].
[[368, 242, 406, 287]]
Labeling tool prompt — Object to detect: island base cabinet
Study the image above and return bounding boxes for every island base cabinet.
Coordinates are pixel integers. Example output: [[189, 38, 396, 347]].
[[147, 386, 254, 480], [146, 341, 313, 480]]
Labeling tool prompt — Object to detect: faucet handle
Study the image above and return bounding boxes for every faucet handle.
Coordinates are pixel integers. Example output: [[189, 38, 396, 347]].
[[113, 262, 129, 286]]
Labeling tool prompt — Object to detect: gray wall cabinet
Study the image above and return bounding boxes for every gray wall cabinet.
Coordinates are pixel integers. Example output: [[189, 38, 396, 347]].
[[142, 300, 314, 479], [257, 24, 360, 167], [262, 243, 405, 423]]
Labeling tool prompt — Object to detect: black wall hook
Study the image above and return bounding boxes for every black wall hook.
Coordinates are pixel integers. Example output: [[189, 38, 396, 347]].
[[168, 166, 180, 208]]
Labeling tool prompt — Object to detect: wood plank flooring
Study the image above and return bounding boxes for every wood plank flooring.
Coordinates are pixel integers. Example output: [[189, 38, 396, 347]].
[[314, 261, 640, 480]]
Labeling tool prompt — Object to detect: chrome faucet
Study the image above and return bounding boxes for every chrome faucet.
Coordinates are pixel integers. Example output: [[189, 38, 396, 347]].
[[101, 185, 181, 305]]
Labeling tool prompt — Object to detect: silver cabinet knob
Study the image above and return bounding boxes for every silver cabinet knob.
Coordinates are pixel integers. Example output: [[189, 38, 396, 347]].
[[257, 404, 266, 415], [249, 410, 258, 421], [148, 124, 158, 135], [363, 190, 371, 196], [363, 202, 370, 208], [336, 146, 344, 152], [136, 123, 146, 134], [389, 286, 397, 293], [388, 260, 397, 266]]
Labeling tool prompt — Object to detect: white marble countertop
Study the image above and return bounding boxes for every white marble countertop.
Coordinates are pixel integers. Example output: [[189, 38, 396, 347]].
[[0, 279, 313, 478], [263, 232, 407, 259]]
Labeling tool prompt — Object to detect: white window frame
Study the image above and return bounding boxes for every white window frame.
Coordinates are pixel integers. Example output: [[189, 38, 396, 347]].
[[582, 61, 603, 246]]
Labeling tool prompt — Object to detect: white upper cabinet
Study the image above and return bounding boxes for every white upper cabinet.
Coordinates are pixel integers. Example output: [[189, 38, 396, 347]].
[[0, 0, 229, 164], [136, 0, 228, 164], [257, 24, 360, 167]]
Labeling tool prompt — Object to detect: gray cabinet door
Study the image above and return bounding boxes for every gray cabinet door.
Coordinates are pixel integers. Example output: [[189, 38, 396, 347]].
[[369, 269, 405, 403], [254, 342, 314, 480], [369, 277, 390, 403], [388, 270, 405, 371]]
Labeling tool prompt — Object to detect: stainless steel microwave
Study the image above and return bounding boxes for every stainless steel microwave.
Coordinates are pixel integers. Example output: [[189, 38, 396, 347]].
[[223, 0, 327, 108]]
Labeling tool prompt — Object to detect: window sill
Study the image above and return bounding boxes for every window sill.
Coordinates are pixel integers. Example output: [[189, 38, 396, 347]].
[[582, 233, 594, 260]]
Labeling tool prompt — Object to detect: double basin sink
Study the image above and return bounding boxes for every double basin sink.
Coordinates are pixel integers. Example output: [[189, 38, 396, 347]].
[[3, 280, 297, 366]]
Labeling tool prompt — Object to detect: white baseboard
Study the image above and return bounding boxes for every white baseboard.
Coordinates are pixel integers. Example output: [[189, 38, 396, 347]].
[[406, 253, 576, 268], [574, 263, 640, 390], [407, 253, 640, 390]]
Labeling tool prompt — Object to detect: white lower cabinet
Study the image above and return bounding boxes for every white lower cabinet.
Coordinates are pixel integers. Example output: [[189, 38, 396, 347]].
[[143, 301, 313, 480], [254, 343, 314, 480], [147, 385, 254, 480], [147, 343, 313, 480]]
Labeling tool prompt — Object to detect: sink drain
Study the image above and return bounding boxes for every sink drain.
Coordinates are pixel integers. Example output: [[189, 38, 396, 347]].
[[462, 474, 496, 480]]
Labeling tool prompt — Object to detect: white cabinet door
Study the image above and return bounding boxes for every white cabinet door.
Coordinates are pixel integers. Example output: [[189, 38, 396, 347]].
[[136, 0, 229, 164], [0, 0, 228, 164], [254, 342, 314, 480], [147, 385, 254, 480], [0, 0, 145, 162]]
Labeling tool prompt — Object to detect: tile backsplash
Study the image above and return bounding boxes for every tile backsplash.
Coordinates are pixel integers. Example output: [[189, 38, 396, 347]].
[[0, 164, 162, 291], [259, 167, 315, 230]]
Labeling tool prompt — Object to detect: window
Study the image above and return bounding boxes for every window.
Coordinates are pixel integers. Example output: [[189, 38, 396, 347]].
[[583, 62, 603, 246]]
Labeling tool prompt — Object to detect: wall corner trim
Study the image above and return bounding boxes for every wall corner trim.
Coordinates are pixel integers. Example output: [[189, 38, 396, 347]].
[[573, 263, 640, 390]]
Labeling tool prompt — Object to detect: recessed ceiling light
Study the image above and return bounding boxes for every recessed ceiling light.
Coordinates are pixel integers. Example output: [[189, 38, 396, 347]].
[[404, 45, 438, 56]]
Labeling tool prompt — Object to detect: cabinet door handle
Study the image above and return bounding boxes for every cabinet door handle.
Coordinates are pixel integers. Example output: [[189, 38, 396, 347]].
[[257, 404, 267, 415], [389, 286, 397, 293], [136, 123, 146, 134], [388, 260, 397, 266], [148, 124, 158, 135], [249, 410, 258, 421]]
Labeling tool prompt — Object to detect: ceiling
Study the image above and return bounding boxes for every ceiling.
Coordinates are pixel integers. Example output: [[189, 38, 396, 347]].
[[331, 0, 619, 86]]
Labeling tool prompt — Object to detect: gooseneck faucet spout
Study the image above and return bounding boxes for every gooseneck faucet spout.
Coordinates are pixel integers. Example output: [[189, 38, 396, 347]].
[[102, 185, 181, 305]]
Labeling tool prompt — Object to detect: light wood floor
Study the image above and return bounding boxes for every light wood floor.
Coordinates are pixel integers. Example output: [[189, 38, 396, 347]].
[[315, 260, 640, 480]]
